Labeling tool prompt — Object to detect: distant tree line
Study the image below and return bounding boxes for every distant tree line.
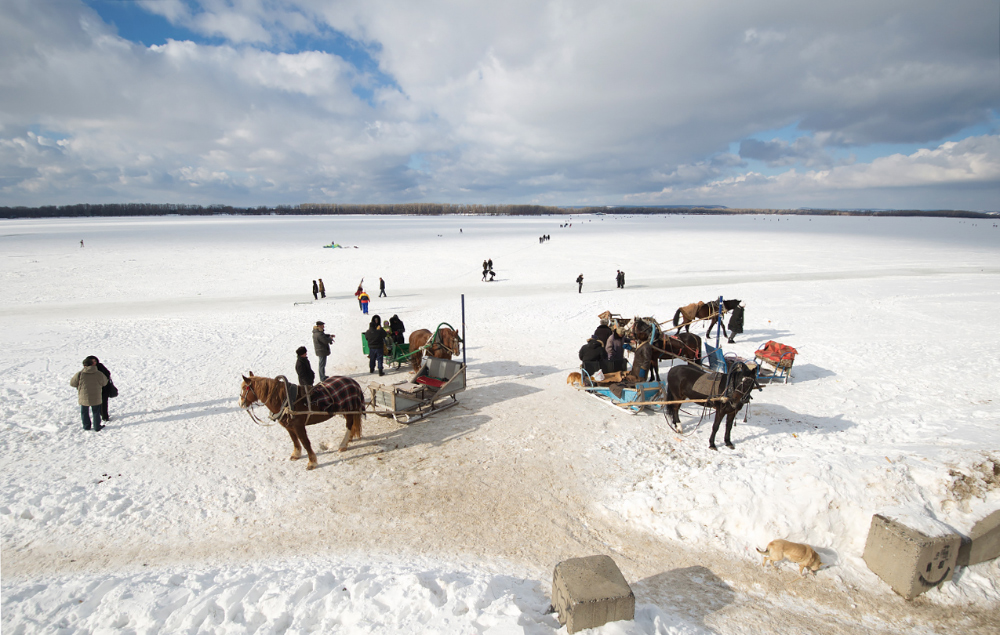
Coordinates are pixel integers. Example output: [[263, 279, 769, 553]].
[[0, 203, 993, 219]]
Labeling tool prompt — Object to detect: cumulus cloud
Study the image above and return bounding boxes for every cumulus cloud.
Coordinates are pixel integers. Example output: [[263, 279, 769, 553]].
[[0, 0, 998, 207]]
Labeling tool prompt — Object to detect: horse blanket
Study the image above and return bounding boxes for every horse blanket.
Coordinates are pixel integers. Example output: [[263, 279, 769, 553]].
[[309, 376, 365, 415], [691, 370, 727, 397], [677, 301, 706, 325]]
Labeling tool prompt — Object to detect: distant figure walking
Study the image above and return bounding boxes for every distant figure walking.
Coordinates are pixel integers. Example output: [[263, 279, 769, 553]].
[[355, 285, 364, 310], [318, 279, 326, 298], [620, 270, 625, 288], [576, 273, 584, 293], [312, 280, 319, 300], [488, 258, 493, 271], [295, 346, 315, 386], [80, 240, 84, 248], [359, 290, 371, 314], [379, 277, 386, 297], [312, 321, 334, 381], [70, 357, 107, 431], [482, 260, 489, 281]]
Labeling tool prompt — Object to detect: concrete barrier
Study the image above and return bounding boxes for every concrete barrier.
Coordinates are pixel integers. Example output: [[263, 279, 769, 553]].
[[957, 509, 1000, 566], [552, 555, 635, 633], [863, 514, 960, 600]]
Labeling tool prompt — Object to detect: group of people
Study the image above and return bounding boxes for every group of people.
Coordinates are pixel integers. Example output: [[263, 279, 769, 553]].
[[363, 314, 406, 376], [538, 234, 550, 243], [295, 313, 406, 385], [615, 270, 626, 288], [579, 318, 629, 366], [353, 278, 387, 314], [311, 279, 326, 300], [481, 259, 496, 282], [70, 356, 116, 431]]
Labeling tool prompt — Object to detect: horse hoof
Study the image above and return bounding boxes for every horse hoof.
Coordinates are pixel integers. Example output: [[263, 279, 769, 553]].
[[306, 463, 317, 470], [726, 443, 735, 449], [709, 445, 718, 451], [290, 455, 299, 461]]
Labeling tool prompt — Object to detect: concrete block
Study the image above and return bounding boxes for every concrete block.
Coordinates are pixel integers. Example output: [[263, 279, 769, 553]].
[[863, 514, 960, 600], [552, 555, 635, 633], [957, 509, 1000, 566]]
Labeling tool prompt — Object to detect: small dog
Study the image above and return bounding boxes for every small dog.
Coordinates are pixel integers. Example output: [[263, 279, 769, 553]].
[[757, 539, 823, 575], [566, 372, 582, 387]]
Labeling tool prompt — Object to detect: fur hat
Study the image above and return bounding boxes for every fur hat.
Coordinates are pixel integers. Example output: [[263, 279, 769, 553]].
[[315, 320, 325, 326], [296, 346, 307, 356]]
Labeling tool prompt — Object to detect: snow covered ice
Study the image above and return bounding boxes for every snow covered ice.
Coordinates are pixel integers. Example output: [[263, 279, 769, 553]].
[[1, 213, 999, 634]]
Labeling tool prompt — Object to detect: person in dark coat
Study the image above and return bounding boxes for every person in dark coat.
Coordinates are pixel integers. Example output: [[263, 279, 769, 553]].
[[312, 321, 333, 381], [605, 328, 625, 363], [295, 346, 315, 386], [576, 273, 584, 293], [592, 319, 613, 347], [579, 339, 605, 363], [87, 356, 114, 422], [312, 280, 319, 300], [482, 260, 489, 281], [727, 303, 745, 344], [379, 277, 386, 297], [365, 320, 386, 376], [389, 314, 405, 343]]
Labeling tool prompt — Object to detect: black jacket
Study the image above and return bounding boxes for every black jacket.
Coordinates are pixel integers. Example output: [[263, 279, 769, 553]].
[[728, 306, 745, 334], [295, 356, 315, 386], [365, 326, 386, 350], [579, 340, 605, 362], [592, 324, 613, 346], [95, 362, 113, 399], [389, 315, 405, 339]]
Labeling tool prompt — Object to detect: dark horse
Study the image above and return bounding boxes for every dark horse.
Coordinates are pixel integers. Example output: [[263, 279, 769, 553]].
[[630, 319, 702, 381], [672, 299, 742, 336], [239, 373, 365, 470], [665, 361, 761, 450], [408, 326, 462, 372]]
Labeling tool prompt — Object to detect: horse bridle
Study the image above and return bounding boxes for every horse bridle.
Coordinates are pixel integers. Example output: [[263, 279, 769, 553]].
[[431, 331, 462, 356]]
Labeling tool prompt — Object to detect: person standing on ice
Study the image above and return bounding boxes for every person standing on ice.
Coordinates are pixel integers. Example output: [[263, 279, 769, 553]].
[[312, 321, 334, 381], [295, 346, 315, 386], [355, 285, 364, 309], [482, 260, 488, 281], [70, 357, 108, 431], [727, 302, 745, 344], [312, 280, 319, 300], [379, 277, 386, 297], [359, 290, 371, 314], [80, 239, 84, 248], [576, 273, 584, 293], [318, 279, 326, 299], [87, 356, 115, 422], [365, 317, 386, 376]]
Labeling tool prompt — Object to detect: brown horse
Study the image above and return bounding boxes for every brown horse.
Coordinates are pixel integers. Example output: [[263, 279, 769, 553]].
[[672, 299, 742, 335], [239, 373, 364, 470], [407, 326, 462, 372], [629, 318, 702, 381]]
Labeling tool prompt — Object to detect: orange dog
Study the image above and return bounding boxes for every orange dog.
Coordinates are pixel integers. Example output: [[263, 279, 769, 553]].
[[757, 539, 823, 575], [566, 372, 582, 387]]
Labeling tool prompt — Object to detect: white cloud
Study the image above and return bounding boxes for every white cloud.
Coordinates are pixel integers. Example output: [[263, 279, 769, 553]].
[[0, 0, 997, 207]]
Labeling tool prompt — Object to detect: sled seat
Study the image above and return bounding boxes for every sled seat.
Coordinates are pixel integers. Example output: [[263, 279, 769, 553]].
[[415, 376, 447, 388], [754, 340, 797, 384]]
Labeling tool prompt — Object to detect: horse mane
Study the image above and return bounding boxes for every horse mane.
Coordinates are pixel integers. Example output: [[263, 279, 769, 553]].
[[249, 375, 285, 412]]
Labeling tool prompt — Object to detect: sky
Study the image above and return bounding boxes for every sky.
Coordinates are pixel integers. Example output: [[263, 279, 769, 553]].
[[0, 0, 998, 210]]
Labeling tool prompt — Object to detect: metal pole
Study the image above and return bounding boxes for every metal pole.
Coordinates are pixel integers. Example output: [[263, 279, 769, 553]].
[[461, 294, 467, 367], [716, 295, 723, 350]]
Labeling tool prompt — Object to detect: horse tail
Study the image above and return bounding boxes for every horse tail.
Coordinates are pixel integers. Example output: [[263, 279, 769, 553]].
[[347, 413, 362, 441], [672, 307, 683, 326]]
